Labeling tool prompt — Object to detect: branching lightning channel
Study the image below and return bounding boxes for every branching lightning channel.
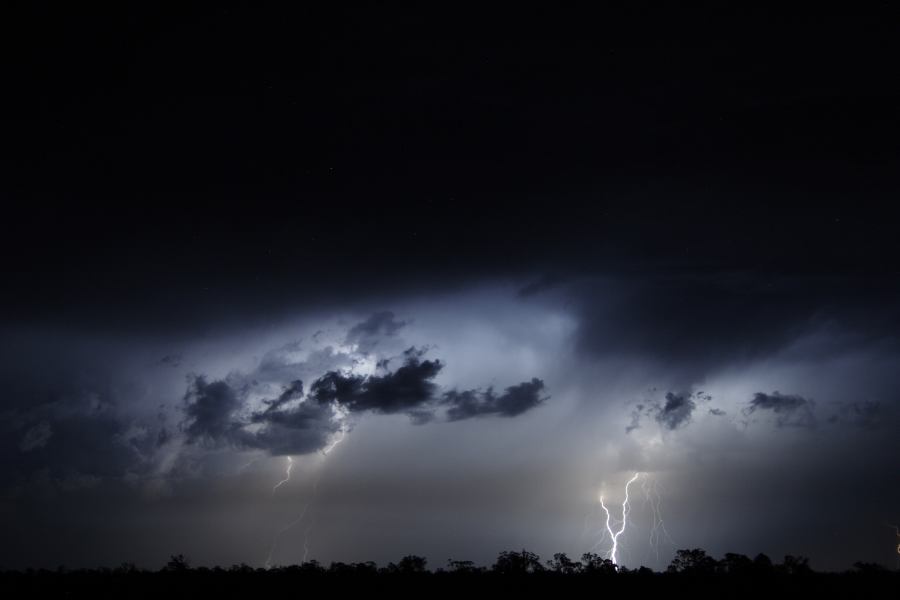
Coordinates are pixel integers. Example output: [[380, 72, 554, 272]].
[[272, 456, 293, 493], [264, 403, 350, 569], [599, 472, 640, 566], [641, 475, 675, 566]]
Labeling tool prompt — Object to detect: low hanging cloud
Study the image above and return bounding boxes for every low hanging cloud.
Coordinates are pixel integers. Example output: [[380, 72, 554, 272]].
[[655, 392, 696, 430], [1, 311, 549, 487], [309, 347, 443, 415], [182, 376, 244, 444], [443, 379, 547, 421], [180, 333, 549, 457], [626, 390, 713, 433], [744, 391, 816, 428]]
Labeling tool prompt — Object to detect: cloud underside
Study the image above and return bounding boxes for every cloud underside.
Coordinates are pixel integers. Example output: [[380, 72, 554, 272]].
[[182, 346, 548, 456]]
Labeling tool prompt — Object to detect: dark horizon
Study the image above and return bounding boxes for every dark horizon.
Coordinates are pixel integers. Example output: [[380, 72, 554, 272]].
[[1, 5, 899, 573]]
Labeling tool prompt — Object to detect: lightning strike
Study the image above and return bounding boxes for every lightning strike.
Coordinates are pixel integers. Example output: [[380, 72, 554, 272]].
[[641, 475, 674, 566], [264, 403, 349, 569], [599, 472, 640, 566], [272, 456, 293, 493]]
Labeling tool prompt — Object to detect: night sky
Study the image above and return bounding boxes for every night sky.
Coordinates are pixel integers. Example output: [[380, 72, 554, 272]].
[[2, 5, 900, 571]]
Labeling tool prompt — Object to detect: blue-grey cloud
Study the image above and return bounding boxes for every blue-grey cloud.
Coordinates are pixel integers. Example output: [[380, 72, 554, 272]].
[[182, 376, 244, 445], [744, 391, 816, 428], [344, 311, 409, 353], [655, 392, 696, 430], [627, 390, 711, 433], [444, 379, 547, 421]]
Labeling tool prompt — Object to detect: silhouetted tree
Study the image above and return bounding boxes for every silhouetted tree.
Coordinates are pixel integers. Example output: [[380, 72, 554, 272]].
[[298, 560, 326, 574], [667, 549, 717, 575], [115, 562, 139, 574], [580, 553, 617, 575], [388, 555, 427, 574], [547, 552, 581, 575], [164, 554, 191, 572], [229, 563, 254, 574], [752, 553, 774, 574], [351, 561, 378, 575], [778, 555, 812, 575], [852, 561, 888, 574], [447, 559, 481, 574], [720, 552, 753, 575], [492, 550, 544, 574]]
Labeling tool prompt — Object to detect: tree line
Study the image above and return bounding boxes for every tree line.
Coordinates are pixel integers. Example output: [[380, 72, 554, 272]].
[[5, 548, 895, 576]]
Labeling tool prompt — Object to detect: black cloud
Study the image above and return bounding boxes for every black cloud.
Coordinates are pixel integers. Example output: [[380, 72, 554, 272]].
[[309, 348, 443, 415], [744, 391, 816, 428], [181, 345, 548, 457], [444, 379, 548, 421], [0, 389, 151, 488], [244, 401, 339, 456], [573, 275, 900, 381], [627, 391, 710, 433], [182, 376, 244, 444], [655, 392, 696, 430]]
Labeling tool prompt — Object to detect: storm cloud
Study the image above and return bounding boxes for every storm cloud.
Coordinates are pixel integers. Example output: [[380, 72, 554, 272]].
[[626, 390, 712, 433], [344, 311, 409, 353], [178, 332, 548, 458], [444, 378, 547, 421], [309, 347, 443, 416], [744, 391, 816, 429], [655, 392, 696, 430], [183, 376, 244, 444]]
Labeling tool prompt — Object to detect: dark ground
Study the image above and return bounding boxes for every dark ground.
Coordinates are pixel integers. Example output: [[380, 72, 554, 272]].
[[2, 551, 897, 599]]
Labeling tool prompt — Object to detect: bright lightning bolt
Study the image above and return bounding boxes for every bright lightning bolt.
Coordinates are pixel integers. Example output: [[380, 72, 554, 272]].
[[272, 456, 293, 493], [320, 403, 350, 456], [599, 472, 640, 566], [264, 403, 350, 569]]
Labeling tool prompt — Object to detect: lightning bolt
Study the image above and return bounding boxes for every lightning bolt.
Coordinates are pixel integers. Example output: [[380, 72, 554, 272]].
[[264, 403, 349, 569], [599, 472, 640, 566], [641, 475, 674, 567], [265, 494, 314, 569], [272, 456, 293, 493]]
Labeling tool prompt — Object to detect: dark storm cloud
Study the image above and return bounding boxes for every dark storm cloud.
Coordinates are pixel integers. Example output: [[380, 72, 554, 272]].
[[626, 391, 711, 433], [309, 347, 443, 416], [344, 311, 408, 353], [242, 379, 340, 455], [827, 401, 887, 431], [179, 343, 549, 458], [744, 391, 816, 428], [244, 398, 339, 456], [655, 392, 696, 430], [256, 379, 304, 416], [443, 378, 547, 421], [573, 275, 900, 378], [308, 348, 547, 422], [0, 387, 155, 488], [182, 376, 244, 444]]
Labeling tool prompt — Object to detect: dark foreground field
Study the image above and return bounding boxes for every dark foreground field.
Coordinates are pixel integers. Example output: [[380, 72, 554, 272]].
[[2, 550, 897, 598]]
